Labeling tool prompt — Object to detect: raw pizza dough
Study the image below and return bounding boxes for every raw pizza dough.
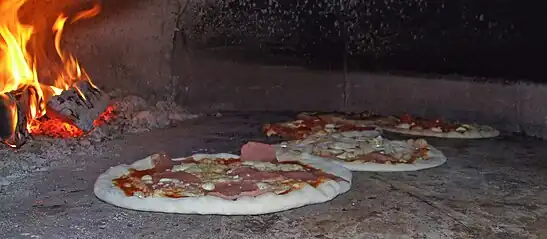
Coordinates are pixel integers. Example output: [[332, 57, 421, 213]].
[[94, 152, 352, 215], [278, 131, 447, 172]]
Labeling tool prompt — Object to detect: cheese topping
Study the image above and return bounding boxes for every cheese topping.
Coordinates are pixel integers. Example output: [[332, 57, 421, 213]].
[[201, 182, 215, 191], [397, 123, 411, 129], [430, 127, 443, 132], [242, 161, 304, 171]]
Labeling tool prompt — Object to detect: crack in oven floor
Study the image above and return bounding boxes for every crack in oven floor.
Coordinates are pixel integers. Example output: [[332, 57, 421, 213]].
[[1, 112, 546, 238]]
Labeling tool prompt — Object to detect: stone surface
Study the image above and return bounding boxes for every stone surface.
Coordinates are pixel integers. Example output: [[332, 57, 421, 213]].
[[516, 83, 547, 139], [63, 0, 179, 99], [1, 113, 547, 238], [346, 73, 520, 133], [173, 50, 345, 112]]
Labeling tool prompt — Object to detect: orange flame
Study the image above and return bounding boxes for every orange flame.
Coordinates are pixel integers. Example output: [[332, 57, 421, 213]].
[[0, 0, 101, 139]]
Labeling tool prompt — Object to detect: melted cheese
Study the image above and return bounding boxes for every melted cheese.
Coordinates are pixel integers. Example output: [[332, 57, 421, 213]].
[[201, 182, 215, 191], [172, 163, 199, 172], [242, 161, 304, 171], [396, 123, 411, 129], [430, 127, 442, 132], [286, 120, 304, 128]]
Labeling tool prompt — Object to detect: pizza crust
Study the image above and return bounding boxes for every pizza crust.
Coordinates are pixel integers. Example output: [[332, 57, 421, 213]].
[[383, 125, 500, 139], [94, 153, 352, 215]]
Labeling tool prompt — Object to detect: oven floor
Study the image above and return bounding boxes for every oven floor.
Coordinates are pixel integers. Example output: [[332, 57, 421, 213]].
[[1, 113, 546, 238]]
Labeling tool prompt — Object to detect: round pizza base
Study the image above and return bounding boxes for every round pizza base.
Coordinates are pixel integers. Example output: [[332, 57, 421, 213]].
[[383, 126, 500, 139], [298, 145, 447, 172], [94, 153, 352, 215]]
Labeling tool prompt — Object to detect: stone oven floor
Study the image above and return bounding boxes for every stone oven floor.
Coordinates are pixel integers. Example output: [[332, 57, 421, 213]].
[[1, 113, 547, 238]]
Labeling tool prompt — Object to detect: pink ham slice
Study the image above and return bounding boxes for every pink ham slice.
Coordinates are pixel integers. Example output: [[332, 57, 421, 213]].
[[152, 171, 201, 184], [240, 142, 277, 163], [207, 181, 263, 200], [151, 152, 173, 172], [281, 171, 320, 181], [312, 171, 345, 182], [229, 167, 284, 181]]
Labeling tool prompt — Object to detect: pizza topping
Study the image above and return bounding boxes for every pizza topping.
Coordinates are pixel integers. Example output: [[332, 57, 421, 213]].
[[281, 171, 319, 181], [229, 167, 284, 181], [201, 182, 216, 191], [151, 152, 173, 172], [396, 123, 411, 129], [152, 171, 201, 184], [284, 132, 431, 165], [430, 127, 443, 132], [264, 117, 381, 140], [112, 143, 345, 200], [241, 142, 277, 163], [208, 181, 262, 200]]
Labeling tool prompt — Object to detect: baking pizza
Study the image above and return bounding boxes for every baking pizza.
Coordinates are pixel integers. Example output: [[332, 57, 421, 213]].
[[297, 112, 499, 139], [277, 131, 447, 172], [263, 118, 380, 140], [94, 142, 352, 215]]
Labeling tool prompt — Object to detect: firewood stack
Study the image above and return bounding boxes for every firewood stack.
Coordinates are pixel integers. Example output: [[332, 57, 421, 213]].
[[46, 80, 110, 132], [0, 81, 110, 148]]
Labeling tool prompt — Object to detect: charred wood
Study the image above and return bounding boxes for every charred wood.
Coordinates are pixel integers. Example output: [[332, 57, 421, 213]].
[[0, 86, 40, 148], [46, 80, 110, 132]]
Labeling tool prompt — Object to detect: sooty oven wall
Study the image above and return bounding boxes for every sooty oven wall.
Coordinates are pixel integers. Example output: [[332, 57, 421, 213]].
[[63, 0, 179, 101], [172, 0, 547, 112], [61, 0, 547, 128]]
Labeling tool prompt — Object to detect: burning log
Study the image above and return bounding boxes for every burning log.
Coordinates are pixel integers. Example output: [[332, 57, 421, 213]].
[[46, 80, 110, 132], [0, 86, 40, 148]]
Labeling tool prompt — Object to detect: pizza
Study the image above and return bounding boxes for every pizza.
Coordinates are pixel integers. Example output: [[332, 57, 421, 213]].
[[263, 118, 380, 140], [94, 142, 352, 215], [297, 112, 499, 139], [277, 130, 447, 172]]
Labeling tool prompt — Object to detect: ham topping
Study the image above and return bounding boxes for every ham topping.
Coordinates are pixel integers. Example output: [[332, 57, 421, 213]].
[[240, 142, 277, 163], [114, 145, 345, 199], [151, 152, 173, 172], [207, 181, 262, 200], [281, 171, 319, 181], [229, 167, 284, 181]]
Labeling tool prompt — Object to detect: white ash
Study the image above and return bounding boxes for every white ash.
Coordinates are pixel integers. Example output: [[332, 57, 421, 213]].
[[0, 93, 199, 183], [89, 95, 198, 138]]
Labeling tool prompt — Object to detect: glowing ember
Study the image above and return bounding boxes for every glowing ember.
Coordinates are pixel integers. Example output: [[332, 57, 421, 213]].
[[0, 0, 103, 143], [29, 105, 116, 138]]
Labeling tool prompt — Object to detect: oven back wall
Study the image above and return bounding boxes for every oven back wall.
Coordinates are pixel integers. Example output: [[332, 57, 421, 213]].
[[59, 0, 547, 138], [63, 0, 178, 100]]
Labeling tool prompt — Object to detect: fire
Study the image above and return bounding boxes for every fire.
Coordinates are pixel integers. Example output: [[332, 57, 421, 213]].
[[30, 105, 116, 138], [0, 0, 104, 143]]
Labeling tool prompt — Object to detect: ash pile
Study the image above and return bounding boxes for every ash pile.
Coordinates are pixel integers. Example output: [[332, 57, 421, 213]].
[[0, 85, 197, 185]]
